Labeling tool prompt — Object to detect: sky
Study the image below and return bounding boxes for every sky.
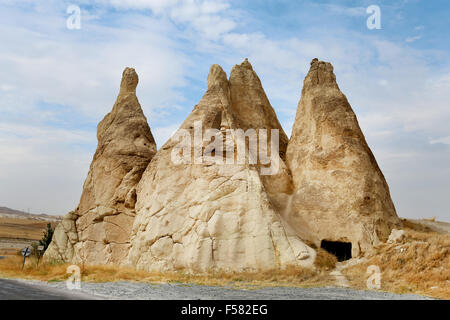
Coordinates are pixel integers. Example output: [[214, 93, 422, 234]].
[[0, 0, 449, 221]]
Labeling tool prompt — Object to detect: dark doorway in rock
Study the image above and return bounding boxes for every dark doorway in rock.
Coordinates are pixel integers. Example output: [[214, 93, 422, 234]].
[[321, 240, 352, 262]]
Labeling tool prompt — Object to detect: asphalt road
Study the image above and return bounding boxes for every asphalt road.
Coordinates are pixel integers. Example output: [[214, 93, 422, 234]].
[[0, 278, 433, 300], [0, 278, 98, 300]]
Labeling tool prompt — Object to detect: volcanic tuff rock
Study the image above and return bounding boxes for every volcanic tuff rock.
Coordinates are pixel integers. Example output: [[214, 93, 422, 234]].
[[46, 58, 400, 271], [285, 59, 401, 257], [44, 67, 157, 264], [126, 61, 315, 272]]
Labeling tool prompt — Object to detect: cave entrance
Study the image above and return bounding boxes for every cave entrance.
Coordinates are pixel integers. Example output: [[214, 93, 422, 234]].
[[321, 240, 352, 262]]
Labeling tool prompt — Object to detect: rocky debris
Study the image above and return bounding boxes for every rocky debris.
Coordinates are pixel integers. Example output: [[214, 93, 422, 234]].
[[125, 61, 315, 272], [387, 229, 407, 244], [44, 67, 157, 264], [285, 58, 401, 257]]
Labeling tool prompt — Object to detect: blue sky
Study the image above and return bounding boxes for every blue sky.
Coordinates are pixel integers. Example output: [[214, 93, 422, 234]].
[[0, 0, 449, 221]]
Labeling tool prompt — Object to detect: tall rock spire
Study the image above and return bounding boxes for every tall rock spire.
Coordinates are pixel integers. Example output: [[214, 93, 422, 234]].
[[228, 59, 294, 217], [286, 59, 401, 257], [45, 67, 157, 264], [228, 58, 289, 160]]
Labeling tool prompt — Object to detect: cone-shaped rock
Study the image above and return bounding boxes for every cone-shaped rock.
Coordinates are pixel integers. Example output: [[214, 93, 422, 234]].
[[126, 62, 315, 272], [45, 67, 157, 264], [228, 58, 289, 160], [286, 59, 401, 257], [228, 59, 294, 207]]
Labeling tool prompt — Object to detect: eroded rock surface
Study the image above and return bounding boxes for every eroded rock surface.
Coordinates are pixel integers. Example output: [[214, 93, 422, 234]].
[[45, 68, 156, 264], [285, 59, 401, 257], [46, 58, 400, 271], [126, 62, 315, 272]]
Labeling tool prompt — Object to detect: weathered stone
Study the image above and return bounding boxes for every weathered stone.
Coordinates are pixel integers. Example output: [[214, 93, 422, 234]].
[[125, 61, 315, 272], [46, 58, 400, 271], [285, 59, 401, 257], [44, 67, 156, 264], [387, 229, 407, 244]]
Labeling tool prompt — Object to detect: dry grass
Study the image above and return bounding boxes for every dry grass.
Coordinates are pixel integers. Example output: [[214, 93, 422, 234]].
[[343, 220, 450, 299], [0, 217, 59, 256], [0, 255, 337, 289], [314, 247, 338, 270]]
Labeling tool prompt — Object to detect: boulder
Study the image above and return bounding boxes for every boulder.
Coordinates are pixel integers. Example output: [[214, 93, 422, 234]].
[[387, 229, 407, 244]]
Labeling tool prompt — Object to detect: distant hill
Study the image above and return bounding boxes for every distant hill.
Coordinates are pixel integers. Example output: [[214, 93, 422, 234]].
[[0, 206, 61, 222]]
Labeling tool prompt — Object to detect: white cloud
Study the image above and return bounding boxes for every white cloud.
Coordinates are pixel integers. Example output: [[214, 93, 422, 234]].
[[322, 4, 366, 17], [0, 121, 94, 214], [430, 136, 450, 145], [405, 35, 422, 43], [90, 0, 236, 39], [0, 3, 189, 121]]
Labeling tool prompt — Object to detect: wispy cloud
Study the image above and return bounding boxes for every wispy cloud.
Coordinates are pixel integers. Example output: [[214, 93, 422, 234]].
[[322, 4, 367, 17], [405, 35, 422, 42], [430, 136, 450, 145]]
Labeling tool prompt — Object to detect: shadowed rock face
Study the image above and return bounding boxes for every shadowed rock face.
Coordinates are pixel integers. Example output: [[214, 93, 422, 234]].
[[126, 61, 315, 272], [44, 67, 156, 264], [285, 59, 401, 257]]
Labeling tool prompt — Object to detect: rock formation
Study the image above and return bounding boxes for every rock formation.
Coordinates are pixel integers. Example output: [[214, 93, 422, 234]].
[[126, 61, 315, 272], [285, 58, 401, 257], [45, 58, 400, 271], [44, 67, 157, 264]]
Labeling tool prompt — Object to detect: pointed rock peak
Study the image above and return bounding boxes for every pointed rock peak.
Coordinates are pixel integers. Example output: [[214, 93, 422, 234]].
[[207, 64, 228, 90], [304, 58, 338, 90], [120, 67, 139, 94], [286, 59, 400, 257], [310, 58, 319, 65], [230, 58, 254, 76], [240, 58, 253, 70]]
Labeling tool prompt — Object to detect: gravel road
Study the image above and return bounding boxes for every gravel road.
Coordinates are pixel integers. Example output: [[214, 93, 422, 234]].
[[0, 278, 433, 300]]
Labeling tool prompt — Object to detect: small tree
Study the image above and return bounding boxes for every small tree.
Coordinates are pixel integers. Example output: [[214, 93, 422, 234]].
[[39, 223, 54, 251], [31, 242, 39, 257]]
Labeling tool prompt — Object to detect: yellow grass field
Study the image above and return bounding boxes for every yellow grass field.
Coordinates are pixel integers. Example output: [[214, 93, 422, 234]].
[[343, 220, 450, 299], [0, 217, 54, 239], [0, 217, 58, 255]]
